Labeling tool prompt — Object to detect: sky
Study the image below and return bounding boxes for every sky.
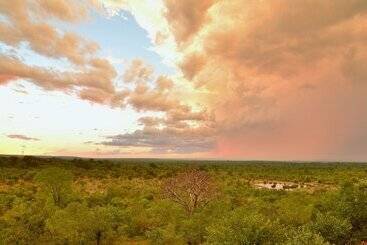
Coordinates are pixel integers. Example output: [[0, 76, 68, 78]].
[[0, 0, 367, 161]]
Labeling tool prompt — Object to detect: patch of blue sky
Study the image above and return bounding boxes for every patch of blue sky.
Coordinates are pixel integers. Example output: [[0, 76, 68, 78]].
[[0, 43, 17, 57], [56, 10, 174, 76]]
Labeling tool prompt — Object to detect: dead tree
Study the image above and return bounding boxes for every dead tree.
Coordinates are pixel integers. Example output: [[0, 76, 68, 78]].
[[163, 169, 217, 215]]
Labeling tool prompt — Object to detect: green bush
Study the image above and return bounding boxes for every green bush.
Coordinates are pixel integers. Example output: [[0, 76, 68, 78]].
[[206, 209, 284, 244], [311, 212, 352, 244]]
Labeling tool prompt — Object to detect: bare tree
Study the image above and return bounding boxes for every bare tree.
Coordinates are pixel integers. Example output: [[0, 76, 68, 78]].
[[163, 169, 217, 215]]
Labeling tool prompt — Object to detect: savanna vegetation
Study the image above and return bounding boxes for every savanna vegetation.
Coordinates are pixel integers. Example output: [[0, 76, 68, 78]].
[[0, 155, 366, 244]]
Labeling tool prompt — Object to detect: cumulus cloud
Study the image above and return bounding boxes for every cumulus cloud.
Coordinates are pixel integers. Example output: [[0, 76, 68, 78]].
[[164, 0, 216, 44], [179, 52, 206, 81], [1, 0, 215, 155], [78, 88, 129, 107], [123, 59, 154, 83], [0, 55, 126, 106], [99, 57, 215, 153], [3, 0, 367, 159], [122, 60, 208, 117], [0, 0, 98, 65], [0, 0, 125, 107], [36, 0, 90, 22], [159, 0, 367, 159], [156, 75, 173, 91]]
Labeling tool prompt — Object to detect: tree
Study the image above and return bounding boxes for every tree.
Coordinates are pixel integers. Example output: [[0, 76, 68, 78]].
[[162, 169, 217, 215], [276, 193, 313, 226], [46, 202, 119, 244], [1, 197, 49, 244], [34, 167, 73, 207], [205, 208, 282, 244], [337, 182, 367, 238], [92, 205, 119, 245], [47, 202, 91, 243], [311, 212, 352, 244]]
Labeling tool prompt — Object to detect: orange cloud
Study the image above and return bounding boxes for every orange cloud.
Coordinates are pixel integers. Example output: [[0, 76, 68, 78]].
[[0, 0, 127, 107], [78, 88, 129, 107], [126, 72, 211, 127], [123, 59, 154, 83], [164, 0, 216, 45], [161, 0, 367, 159], [156, 75, 173, 91], [0, 0, 98, 65], [0, 74, 17, 85], [179, 52, 206, 81], [2, 0, 367, 159], [0, 55, 121, 101], [36, 0, 89, 22]]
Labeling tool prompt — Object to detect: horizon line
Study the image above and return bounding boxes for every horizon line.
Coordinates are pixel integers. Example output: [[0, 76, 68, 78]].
[[1, 154, 366, 164]]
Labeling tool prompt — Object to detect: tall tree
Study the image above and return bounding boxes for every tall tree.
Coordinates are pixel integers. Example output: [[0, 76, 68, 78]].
[[163, 169, 217, 215], [34, 167, 73, 206]]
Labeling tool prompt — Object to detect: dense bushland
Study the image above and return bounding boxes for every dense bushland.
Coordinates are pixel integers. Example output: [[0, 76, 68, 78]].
[[0, 156, 366, 244]]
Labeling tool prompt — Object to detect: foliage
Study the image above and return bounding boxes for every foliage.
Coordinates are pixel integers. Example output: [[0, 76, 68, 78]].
[[311, 212, 352, 244], [206, 208, 284, 244], [46, 202, 121, 244], [34, 167, 73, 206], [0, 156, 366, 244], [284, 227, 329, 245]]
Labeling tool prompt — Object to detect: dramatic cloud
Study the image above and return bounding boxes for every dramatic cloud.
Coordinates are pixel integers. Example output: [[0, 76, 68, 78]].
[[91, 56, 215, 154], [0, 0, 125, 107], [129, 85, 173, 112], [0, 55, 126, 106], [7, 134, 40, 141], [164, 0, 216, 44], [159, 0, 367, 159], [2, 0, 367, 159], [0, 0, 97, 65], [179, 52, 206, 81], [122, 59, 207, 117]]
